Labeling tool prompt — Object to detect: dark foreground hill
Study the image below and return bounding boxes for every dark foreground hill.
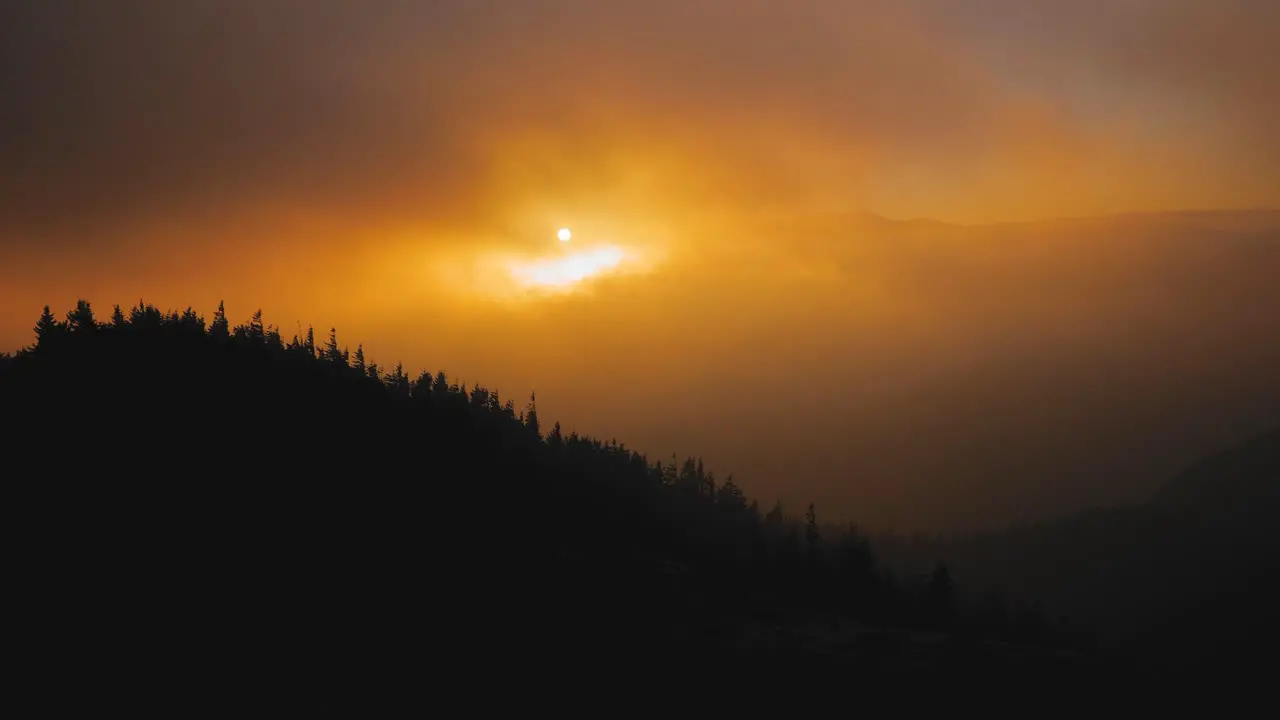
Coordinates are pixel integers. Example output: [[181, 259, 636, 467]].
[[2, 301, 1128, 711]]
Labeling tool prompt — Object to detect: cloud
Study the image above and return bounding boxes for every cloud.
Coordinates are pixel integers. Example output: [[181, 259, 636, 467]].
[[3, 0, 1275, 253]]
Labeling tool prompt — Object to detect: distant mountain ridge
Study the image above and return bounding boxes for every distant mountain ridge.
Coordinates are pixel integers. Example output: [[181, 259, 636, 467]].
[[876, 426, 1280, 687], [833, 207, 1280, 233], [1155, 427, 1280, 506]]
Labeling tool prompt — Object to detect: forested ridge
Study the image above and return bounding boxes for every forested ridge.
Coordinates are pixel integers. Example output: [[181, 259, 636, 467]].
[[2, 300, 1125, 711]]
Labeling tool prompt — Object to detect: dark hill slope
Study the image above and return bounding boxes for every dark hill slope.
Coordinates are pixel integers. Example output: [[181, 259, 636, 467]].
[[0, 301, 1122, 711]]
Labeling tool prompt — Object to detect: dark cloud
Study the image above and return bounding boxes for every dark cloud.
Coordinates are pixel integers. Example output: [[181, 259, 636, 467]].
[[1, 1, 482, 240]]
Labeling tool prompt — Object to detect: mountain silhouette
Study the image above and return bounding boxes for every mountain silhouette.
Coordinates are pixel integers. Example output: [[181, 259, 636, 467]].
[[1, 300, 1128, 712]]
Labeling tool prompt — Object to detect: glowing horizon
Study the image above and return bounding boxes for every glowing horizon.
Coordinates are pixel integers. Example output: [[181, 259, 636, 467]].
[[508, 244, 628, 291]]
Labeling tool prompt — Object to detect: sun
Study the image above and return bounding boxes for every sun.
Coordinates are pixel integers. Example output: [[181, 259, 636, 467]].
[[557, 227, 572, 242]]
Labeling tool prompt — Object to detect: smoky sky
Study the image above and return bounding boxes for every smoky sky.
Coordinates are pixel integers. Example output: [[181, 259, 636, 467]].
[[2, 1, 1278, 531], [3, 0, 1278, 246]]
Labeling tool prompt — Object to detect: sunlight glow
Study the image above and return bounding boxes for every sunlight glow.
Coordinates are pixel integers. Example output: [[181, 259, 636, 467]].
[[557, 227, 572, 242], [508, 245, 627, 289]]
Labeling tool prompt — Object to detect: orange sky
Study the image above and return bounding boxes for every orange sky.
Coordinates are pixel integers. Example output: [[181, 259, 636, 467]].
[[2, 1, 1278, 530]]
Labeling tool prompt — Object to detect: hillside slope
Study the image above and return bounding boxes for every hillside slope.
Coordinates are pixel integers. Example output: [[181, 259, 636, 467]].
[[0, 301, 1124, 711]]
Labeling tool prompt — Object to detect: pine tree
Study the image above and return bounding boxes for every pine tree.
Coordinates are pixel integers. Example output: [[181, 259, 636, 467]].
[[33, 305, 60, 350], [387, 362, 409, 396], [249, 309, 265, 341], [210, 301, 229, 341], [412, 371, 433, 397], [110, 304, 126, 327], [469, 385, 490, 411], [718, 476, 747, 513], [179, 307, 204, 334], [322, 327, 337, 361], [765, 500, 784, 528], [353, 345, 367, 375], [66, 299, 96, 332], [525, 391, 540, 437], [805, 503, 821, 557]]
